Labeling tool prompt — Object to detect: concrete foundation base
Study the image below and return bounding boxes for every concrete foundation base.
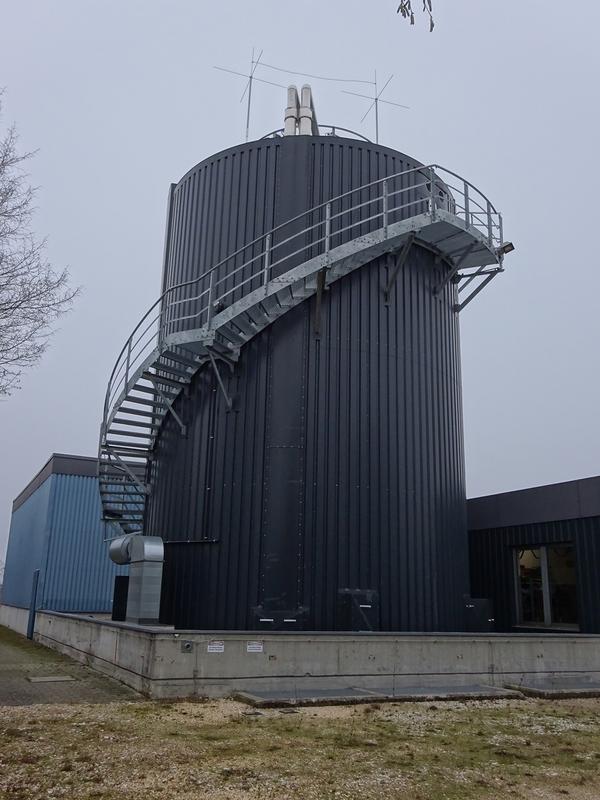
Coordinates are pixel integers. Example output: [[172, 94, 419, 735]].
[[0, 604, 30, 637], [8, 607, 600, 701]]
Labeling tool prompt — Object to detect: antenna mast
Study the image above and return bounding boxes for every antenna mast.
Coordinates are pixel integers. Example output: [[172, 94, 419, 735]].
[[342, 74, 409, 144], [242, 48, 263, 142], [214, 51, 287, 142]]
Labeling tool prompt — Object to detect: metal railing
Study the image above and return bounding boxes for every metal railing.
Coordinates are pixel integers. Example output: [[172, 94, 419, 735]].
[[261, 124, 372, 142], [102, 163, 502, 427]]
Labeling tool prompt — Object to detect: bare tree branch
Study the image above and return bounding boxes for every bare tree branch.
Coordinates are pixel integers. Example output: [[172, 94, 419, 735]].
[[0, 92, 79, 395], [397, 0, 435, 31]]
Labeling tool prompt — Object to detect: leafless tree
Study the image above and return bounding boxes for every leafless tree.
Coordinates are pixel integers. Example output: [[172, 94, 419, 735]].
[[0, 96, 78, 396], [397, 0, 435, 31]]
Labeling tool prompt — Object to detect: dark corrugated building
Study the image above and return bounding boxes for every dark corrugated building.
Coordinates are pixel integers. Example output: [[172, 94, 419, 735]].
[[2, 454, 125, 613], [468, 476, 600, 634]]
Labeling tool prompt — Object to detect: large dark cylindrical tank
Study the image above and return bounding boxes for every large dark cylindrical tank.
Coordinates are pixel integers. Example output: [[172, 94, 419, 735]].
[[146, 134, 468, 632]]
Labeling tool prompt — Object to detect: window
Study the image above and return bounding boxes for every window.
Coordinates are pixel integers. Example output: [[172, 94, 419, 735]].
[[514, 544, 578, 629]]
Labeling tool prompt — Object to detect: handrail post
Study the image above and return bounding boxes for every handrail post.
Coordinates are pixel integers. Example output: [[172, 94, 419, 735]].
[[206, 271, 215, 328], [101, 391, 110, 438], [464, 181, 470, 229], [325, 203, 331, 254], [486, 200, 493, 247], [382, 180, 388, 237], [429, 167, 436, 221], [125, 339, 131, 388], [499, 213, 504, 250], [263, 233, 271, 295], [157, 295, 165, 351]]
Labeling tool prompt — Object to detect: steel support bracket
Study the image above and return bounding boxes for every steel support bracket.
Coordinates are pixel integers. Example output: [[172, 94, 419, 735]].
[[313, 267, 327, 336], [153, 383, 187, 436], [454, 270, 501, 312], [104, 448, 150, 496], [432, 241, 477, 296], [384, 233, 415, 305], [208, 349, 233, 411]]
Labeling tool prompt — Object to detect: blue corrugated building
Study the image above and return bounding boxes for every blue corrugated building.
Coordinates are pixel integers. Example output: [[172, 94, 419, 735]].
[[2, 454, 125, 612]]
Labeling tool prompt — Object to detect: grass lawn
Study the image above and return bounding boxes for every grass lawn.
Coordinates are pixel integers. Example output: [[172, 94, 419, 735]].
[[1, 696, 600, 799]]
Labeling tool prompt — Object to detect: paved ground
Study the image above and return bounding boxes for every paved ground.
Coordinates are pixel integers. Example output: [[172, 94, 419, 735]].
[[0, 624, 139, 705]]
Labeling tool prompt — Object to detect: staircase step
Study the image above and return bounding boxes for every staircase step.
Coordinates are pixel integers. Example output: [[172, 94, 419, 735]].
[[154, 361, 195, 380], [99, 481, 146, 491], [230, 313, 258, 337], [105, 438, 151, 448], [100, 485, 145, 494], [121, 395, 165, 408], [101, 503, 145, 510], [143, 371, 187, 389], [277, 283, 311, 307], [101, 502, 145, 509], [209, 338, 239, 358], [119, 406, 165, 419], [98, 467, 145, 476], [130, 383, 174, 398], [106, 428, 153, 439], [160, 349, 203, 369], [260, 296, 281, 315], [218, 323, 248, 346], [104, 446, 151, 459], [112, 417, 161, 430], [100, 450, 148, 468]]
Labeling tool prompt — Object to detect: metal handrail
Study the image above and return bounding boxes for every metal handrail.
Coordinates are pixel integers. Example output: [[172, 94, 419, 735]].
[[101, 163, 503, 432], [261, 124, 372, 142]]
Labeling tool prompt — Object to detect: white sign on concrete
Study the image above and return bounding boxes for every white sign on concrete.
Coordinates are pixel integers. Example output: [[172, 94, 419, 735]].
[[246, 640, 264, 654], [207, 640, 225, 653]]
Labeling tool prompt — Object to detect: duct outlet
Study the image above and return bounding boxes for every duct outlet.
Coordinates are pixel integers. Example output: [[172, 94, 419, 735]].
[[284, 84, 319, 136]]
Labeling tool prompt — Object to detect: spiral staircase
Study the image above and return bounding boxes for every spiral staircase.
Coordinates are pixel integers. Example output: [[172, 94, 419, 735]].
[[98, 163, 511, 537]]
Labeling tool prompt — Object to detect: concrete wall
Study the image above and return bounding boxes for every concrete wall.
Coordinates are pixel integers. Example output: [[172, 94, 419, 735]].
[[32, 610, 600, 700], [0, 604, 30, 637]]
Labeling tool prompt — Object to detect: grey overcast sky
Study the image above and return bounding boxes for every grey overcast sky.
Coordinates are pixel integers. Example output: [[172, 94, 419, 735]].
[[1, 0, 599, 561]]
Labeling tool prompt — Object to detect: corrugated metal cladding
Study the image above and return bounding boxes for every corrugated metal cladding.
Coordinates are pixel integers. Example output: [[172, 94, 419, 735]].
[[2, 478, 52, 608], [469, 517, 600, 634], [147, 135, 468, 632], [2, 472, 125, 612]]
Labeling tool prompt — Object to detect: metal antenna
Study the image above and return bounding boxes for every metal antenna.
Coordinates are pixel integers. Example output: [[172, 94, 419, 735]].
[[342, 74, 409, 144], [242, 48, 262, 143], [214, 50, 287, 142]]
